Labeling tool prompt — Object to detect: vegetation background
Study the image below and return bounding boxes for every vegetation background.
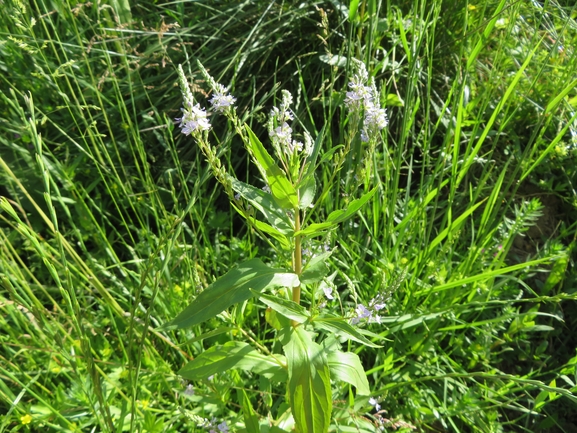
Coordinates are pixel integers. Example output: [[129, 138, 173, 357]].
[[1, 0, 577, 431]]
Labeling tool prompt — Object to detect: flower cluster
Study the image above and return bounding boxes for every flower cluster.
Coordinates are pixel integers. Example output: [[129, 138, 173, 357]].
[[344, 59, 388, 142], [176, 65, 211, 136], [351, 292, 387, 325], [209, 83, 236, 113], [199, 418, 229, 433], [369, 397, 381, 412], [176, 64, 237, 137], [268, 90, 310, 158]]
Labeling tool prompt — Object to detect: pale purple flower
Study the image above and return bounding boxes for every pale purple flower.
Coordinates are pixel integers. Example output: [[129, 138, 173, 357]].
[[270, 122, 293, 151], [323, 285, 334, 300], [209, 84, 236, 112], [356, 304, 372, 319], [217, 422, 229, 432], [184, 384, 194, 396], [369, 397, 381, 412], [352, 304, 372, 324], [178, 103, 211, 135], [344, 59, 388, 142]]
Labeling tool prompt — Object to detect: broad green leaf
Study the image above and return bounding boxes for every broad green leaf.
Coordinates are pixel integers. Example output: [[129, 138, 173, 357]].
[[161, 259, 299, 330], [238, 388, 260, 433], [300, 252, 331, 284], [265, 306, 292, 330], [179, 341, 287, 382], [298, 175, 316, 210], [245, 125, 298, 209], [327, 351, 370, 395], [296, 188, 377, 237], [313, 315, 382, 348], [284, 326, 332, 433], [230, 176, 294, 235], [254, 291, 310, 324]]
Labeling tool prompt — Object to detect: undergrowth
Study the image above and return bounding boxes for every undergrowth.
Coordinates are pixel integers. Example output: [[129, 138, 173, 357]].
[[1, 0, 577, 432]]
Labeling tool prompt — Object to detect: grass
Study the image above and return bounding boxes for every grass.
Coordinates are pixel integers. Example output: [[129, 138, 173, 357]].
[[1, 0, 577, 432]]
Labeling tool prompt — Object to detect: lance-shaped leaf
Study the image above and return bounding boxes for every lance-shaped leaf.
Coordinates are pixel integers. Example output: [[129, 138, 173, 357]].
[[238, 388, 260, 433], [179, 341, 287, 382], [254, 291, 310, 324], [313, 314, 382, 348], [300, 252, 331, 284], [230, 202, 291, 250], [296, 188, 377, 237], [327, 350, 370, 395], [245, 125, 298, 210], [230, 176, 294, 235], [284, 326, 332, 433], [297, 126, 325, 210], [160, 259, 299, 330]]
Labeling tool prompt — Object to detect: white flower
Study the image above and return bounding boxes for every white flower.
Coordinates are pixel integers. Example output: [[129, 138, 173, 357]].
[[356, 304, 372, 320], [209, 84, 236, 112], [270, 122, 294, 154], [369, 397, 381, 412], [344, 59, 389, 142], [178, 103, 211, 135], [365, 106, 388, 130], [323, 285, 334, 300]]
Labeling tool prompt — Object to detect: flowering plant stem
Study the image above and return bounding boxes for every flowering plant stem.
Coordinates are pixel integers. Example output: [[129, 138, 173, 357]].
[[167, 59, 388, 433]]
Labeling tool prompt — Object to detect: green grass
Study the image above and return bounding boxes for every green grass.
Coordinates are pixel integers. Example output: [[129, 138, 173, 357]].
[[1, 0, 577, 432]]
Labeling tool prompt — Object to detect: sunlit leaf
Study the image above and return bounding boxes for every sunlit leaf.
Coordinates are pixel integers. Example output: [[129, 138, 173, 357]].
[[245, 125, 298, 209], [284, 326, 331, 433], [327, 350, 370, 395], [255, 291, 310, 324], [179, 341, 287, 382], [161, 259, 299, 330]]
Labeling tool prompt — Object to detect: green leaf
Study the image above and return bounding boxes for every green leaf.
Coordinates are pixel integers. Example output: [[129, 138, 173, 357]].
[[266, 306, 292, 330], [184, 327, 235, 345], [230, 176, 294, 235], [298, 126, 325, 210], [161, 259, 299, 330], [254, 291, 310, 324], [179, 341, 287, 381], [248, 216, 292, 250], [385, 93, 404, 107], [298, 175, 316, 210], [349, 0, 361, 20], [313, 315, 382, 348], [300, 252, 331, 284], [296, 188, 377, 237], [284, 326, 332, 433], [327, 350, 370, 395], [245, 125, 298, 209], [238, 388, 260, 433]]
